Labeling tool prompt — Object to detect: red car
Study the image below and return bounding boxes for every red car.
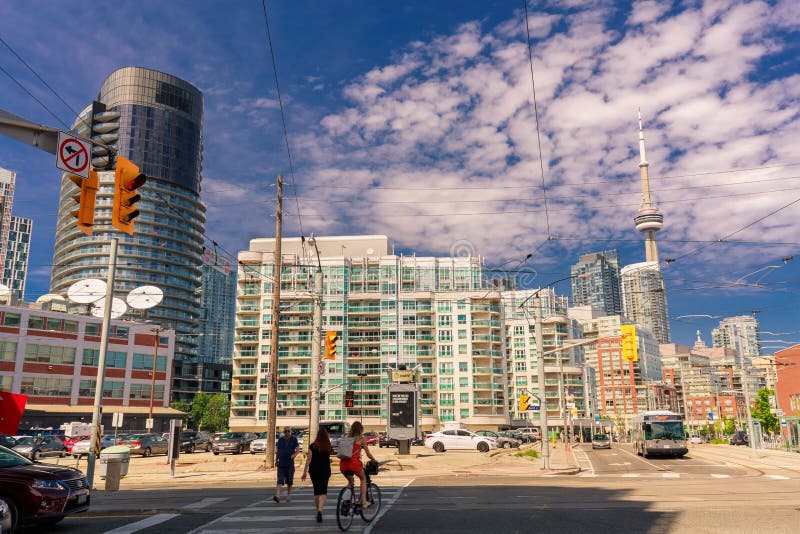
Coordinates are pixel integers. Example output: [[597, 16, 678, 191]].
[[362, 432, 379, 445], [0, 445, 90, 531], [63, 435, 90, 453]]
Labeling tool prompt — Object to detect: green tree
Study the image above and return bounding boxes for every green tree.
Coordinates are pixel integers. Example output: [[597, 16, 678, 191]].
[[170, 393, 230, 432], [723, 416, 736, 436], [751, 389, 778, 434]]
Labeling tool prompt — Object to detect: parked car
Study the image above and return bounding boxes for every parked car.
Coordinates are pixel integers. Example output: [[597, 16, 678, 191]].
[[63, 435, 91, 453], [425, 429, 497, 453], [180, 430, 213, 453], [0, 445, 90, 531], [475, 430, 520, 449], [12, 436, 68, 460], [688, 436, 704, 445], [319, 421, 350, 451], [516, 428, 541, 443], [212, 432, 257, 455], [363, 432, 379, 445], [71, 435, 118, 458], [0, 435, 16, 448], [378, 434, 399, 448], [412, 431, 431, 446], [729, 431, 749, 446], [498, 431, 525, 444], [592, 433, 612, 450], [118, 434, 169, 457], [250, 433, 268, 454]]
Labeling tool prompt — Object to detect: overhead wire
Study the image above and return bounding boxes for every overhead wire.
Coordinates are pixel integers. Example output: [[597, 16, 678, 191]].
[[259, 0, 304, 237], [0, 63, 71, 130]]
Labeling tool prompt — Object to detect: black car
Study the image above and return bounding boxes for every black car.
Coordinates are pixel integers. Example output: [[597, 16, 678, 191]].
[[0, 445, 90, 531], [0, 435, 16, 448], [180, 430, 213, 453], [729, 431, 749, 446], [378, 434, 399, 448]]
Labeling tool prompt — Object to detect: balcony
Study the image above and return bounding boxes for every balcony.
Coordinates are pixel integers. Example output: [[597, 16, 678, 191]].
[[234, 369, 257, 376], [233, 400, 255, 407]]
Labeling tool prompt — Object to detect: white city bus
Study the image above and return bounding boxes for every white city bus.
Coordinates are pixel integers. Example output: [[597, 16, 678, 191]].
[[631, 410, 688, 458]]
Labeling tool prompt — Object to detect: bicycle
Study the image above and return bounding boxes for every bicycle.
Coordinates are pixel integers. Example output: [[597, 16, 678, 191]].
[[336, 460, 383, 531]]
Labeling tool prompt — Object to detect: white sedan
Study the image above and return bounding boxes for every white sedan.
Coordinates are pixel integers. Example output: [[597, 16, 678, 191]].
[[425, 429, 497, 453]]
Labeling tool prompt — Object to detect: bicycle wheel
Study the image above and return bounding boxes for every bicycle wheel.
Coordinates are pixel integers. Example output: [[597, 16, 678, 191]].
[[360, 482, 382, 523], [336, 486, 355, 532]]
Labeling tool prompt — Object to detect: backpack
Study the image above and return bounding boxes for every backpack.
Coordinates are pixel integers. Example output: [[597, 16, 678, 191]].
[[337, 436, 355, 459]]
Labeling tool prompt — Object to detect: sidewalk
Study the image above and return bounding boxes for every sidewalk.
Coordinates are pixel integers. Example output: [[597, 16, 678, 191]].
[[80, 441, 580, 492]]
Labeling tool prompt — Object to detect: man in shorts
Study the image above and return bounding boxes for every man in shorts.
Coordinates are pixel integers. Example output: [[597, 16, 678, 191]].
[[274, 426, 299, 502]]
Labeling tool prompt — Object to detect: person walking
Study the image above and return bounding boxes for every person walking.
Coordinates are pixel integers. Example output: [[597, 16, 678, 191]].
[[302, 427, 332, 523], [274, 426, 299, 503], [339, 421, 377, 509]]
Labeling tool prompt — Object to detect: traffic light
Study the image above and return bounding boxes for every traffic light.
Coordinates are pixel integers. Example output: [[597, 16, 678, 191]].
[[113, 156, 146, 235], [345, 390, 355, 408], [621, 324, 638, 362], [519, 393, 530, 412], [325, 331, 338, 360], [68, 169, 99, 237], [89, 100, 119, 171]]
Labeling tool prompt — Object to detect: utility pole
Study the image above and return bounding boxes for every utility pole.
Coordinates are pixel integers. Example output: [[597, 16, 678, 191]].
[[308, 234, 323, 444], [265, 174, 283, 467], [148, 326, 167, 432], [86, 238, 118, 487], [534, 294, 550, 469]]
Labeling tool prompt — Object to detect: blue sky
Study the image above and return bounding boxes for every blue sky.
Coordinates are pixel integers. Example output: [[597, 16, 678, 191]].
[[0, 0, 798, 351]]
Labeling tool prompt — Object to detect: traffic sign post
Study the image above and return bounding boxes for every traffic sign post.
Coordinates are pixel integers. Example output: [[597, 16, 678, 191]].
[[56, 132, 91, 178]]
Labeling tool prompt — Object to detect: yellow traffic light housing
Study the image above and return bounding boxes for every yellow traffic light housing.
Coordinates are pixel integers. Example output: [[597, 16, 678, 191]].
[[68, 169, 99, 237], [325, 331, 338, 360], [519, 393, 530, 412], [113, 156, 146, 235], [621, 324, 638, 362]]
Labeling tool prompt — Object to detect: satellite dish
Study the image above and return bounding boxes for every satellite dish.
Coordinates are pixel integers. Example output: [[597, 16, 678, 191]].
[[67, 279, 107, 304], [0, 284, 10, 304], [126, 285, 163, 310], [36, 294, 67, 304], [91, 297, 127, 319]]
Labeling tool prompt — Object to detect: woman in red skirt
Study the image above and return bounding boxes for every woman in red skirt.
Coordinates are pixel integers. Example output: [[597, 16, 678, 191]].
[[339, 421, 377, 508]]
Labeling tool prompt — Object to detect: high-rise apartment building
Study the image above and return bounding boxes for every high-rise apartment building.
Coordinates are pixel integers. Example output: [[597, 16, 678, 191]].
[[504, 290, 590, 428], [570, 250, 622, 315], [620, 262, 670, 344], [231, 235, 510, 431], [712, 315, 761, 363], [198, 255, 237, 365], [49, 67, 206, 401], [0, 167, 32, 299]]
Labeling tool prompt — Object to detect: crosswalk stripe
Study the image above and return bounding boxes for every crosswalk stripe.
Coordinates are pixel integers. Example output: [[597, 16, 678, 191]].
[[662, 473, 680, 478], [621, 473, 640, 478], [184, 498, 229, 510], [104, 514, 179, 534], [710, 474, 730, 478], [768, 475, 790, 480]]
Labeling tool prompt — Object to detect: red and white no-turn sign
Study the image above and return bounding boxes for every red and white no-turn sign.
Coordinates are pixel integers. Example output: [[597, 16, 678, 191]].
[[56, 131, 91, 178]]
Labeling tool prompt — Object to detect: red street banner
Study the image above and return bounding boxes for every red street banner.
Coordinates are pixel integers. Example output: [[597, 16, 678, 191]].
[[0, 391, 27, 435]]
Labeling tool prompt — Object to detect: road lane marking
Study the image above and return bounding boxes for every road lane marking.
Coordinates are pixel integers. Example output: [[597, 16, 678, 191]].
[[662, 473, 680, 478], [768, 475, 790, 480], [608, 462, 632, 466], [616, 446, 670, 472], [364, 478, 415, 534], [183, 498, 228, 510], [104, 513, 179, 534], [621, 473, 640, 478], [711, 474, 730, 478]]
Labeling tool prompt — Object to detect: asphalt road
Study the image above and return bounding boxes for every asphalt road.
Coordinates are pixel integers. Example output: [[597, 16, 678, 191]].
[[33, 446, 800, 533]]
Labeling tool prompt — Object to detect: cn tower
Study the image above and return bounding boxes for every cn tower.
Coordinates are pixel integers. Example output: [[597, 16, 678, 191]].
[[633, 109, 664, 263]]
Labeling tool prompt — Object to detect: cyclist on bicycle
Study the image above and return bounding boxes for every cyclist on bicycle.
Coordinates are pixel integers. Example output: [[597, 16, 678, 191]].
[[339, 421, 377, 508]]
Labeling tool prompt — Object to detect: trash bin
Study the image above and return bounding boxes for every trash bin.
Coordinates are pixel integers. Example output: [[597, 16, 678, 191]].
[[99, 445, 130, 478]]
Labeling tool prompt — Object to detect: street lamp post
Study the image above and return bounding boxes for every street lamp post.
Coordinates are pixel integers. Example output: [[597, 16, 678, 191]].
[[307, 234, 323, 444], [148, 326, 167, 432]]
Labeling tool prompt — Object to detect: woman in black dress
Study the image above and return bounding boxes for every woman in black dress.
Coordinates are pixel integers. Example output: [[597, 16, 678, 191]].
[[301, 427, 332, 522]]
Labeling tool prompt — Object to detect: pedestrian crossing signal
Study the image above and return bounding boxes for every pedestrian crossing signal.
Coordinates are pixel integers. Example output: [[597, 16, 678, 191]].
[[519, 394, 530, 412], [345, 390, 354, 408]]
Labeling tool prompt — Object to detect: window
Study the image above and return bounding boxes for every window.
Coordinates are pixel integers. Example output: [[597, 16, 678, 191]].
[[82, 349, 127, 368], [1, 312, 20, 326], [457, 315, 467, 325], [24, 344, 76, 365], [0, 341, 16, 361], [438, 330, 452, 342], [439, 345, 452, 357], [129, 383, 164, 400], [437, 301, 451, 312], [438, 315, 451, 327], [460, 408, 470, 419], [20, 377, 72, 397], [132, 354, 167, 371], [458, 362, 468, 372]]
